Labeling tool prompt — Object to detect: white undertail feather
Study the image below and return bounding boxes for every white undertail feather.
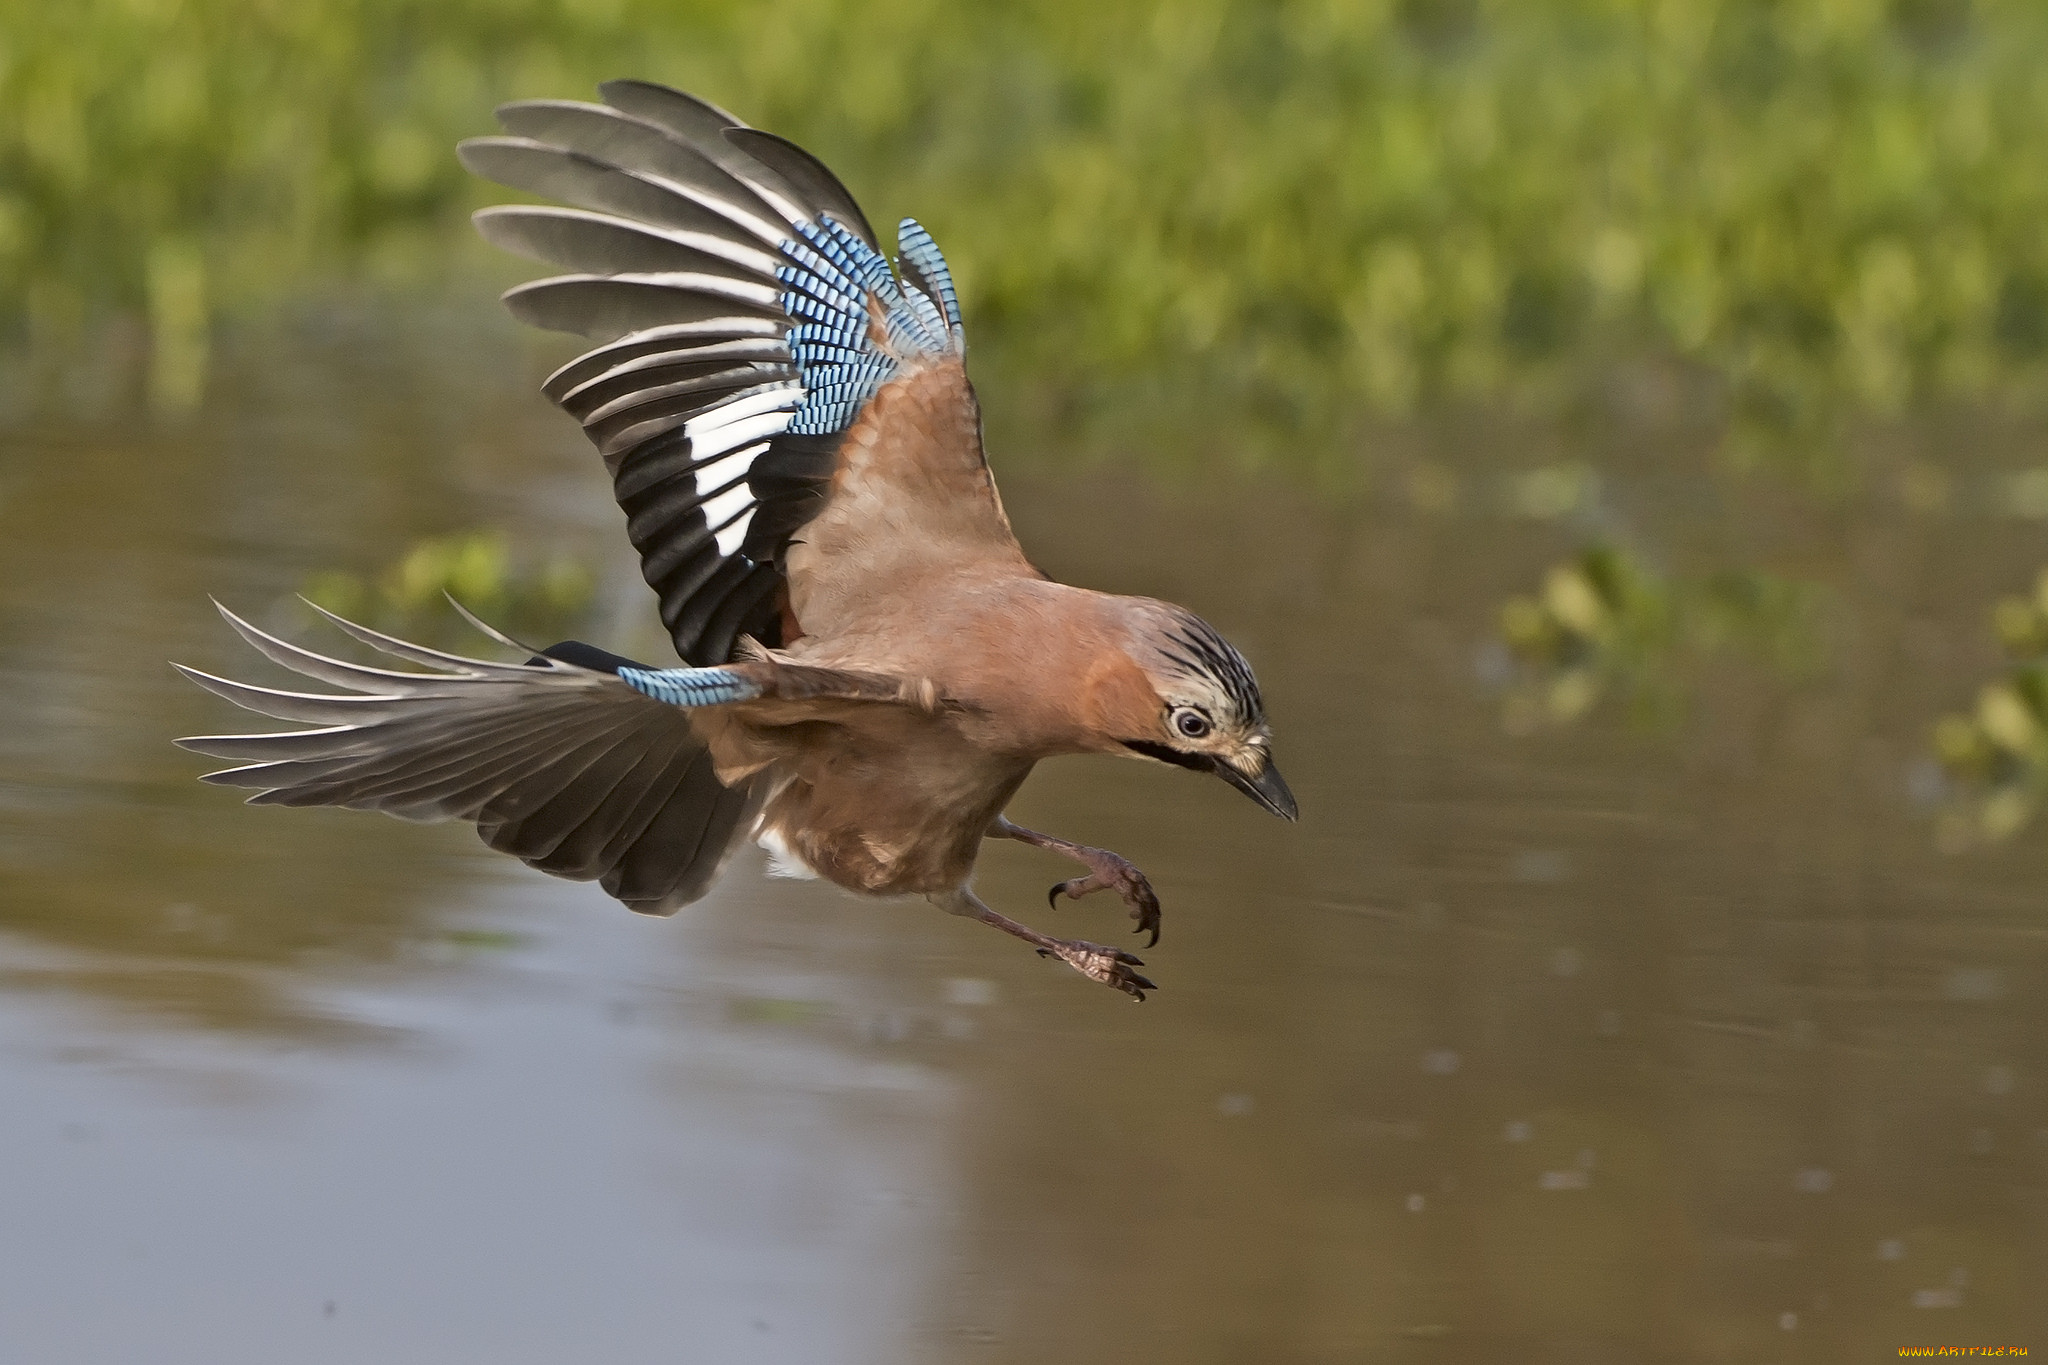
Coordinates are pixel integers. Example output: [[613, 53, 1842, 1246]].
[[754, 824, 819, 880]]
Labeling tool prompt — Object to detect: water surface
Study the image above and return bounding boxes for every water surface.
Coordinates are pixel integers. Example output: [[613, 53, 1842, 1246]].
[[2, 303, 2044, 1362]]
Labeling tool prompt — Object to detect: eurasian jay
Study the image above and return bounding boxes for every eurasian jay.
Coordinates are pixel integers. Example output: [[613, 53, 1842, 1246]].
[[177, 81, 1296, 1000]]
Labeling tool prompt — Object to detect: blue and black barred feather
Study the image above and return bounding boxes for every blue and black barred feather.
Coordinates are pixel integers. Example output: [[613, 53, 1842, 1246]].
[[617, 665, 763, 708], [462, 85, 967, 668], [778, 215, 962, 435], [182, 88, 989, 921]]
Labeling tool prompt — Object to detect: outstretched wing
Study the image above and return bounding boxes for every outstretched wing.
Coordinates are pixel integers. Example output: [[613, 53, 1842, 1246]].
[[176, 602, 944, 915], [462, 81, 1027, 667]]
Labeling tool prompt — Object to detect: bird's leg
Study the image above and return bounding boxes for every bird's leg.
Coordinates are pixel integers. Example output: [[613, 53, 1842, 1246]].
[[987, 815, 1162, 947], [931, 888, 1156, 1002]]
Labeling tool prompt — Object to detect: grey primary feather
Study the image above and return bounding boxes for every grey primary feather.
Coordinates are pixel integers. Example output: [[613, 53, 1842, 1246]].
[[593, 80, 826, 234], [173, 603, 760, 915], [457, 138, 770, 253], [503, 275, 785, 343], [466, 93, 830, 664], [559, 341, 791, 426], [305, 597, 539, 675], [472, 206, 783, 279], [492, 101, 790, 245], [597, 80, 746, 146], [540, 321, 786, 404], [467, 80, 967, 668], [719, 127, 878, 250], [177, 663, 432, 726], [441, 592, 541, 653]]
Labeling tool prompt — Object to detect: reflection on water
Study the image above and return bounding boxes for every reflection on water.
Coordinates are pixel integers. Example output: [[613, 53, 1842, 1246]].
[[0, 878, 954, 1362], [1494, 543, 1827, 734], [1933, 570, 2048, 850], [299, 526, 596, 652], [3, 300, 2047, 1360]]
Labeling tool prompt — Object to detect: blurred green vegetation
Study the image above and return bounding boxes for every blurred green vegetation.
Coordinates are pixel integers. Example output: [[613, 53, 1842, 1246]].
[[6, 0, 2048, 455], [1931, 567, 2048, 847], [301, 528, 594, 646], [1496, 543, 1827, 729]]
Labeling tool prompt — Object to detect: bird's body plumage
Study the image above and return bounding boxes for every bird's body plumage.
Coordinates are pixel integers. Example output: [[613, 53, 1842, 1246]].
[[179, 81, 1294, 998]]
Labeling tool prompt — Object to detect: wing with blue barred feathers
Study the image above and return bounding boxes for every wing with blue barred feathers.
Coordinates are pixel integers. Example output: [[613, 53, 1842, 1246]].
[[462, 81, 1007, 668]]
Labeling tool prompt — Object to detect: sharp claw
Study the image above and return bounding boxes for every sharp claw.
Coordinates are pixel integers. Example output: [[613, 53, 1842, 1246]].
[[1047, 883, 1062, 910], [1143, 927, 1160, 949], [1025, 935, 1161, 999]]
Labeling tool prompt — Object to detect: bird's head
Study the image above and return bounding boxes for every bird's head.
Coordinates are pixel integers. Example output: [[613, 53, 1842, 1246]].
[[1093, 602, 1297, 821]]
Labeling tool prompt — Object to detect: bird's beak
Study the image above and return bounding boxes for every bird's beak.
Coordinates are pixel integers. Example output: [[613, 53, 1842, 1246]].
[[1216, 754, 1298, 821]]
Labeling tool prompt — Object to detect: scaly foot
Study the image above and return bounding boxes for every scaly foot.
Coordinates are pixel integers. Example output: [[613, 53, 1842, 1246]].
[[988, 819, 1166, 948], [1035, 938, 1157, 1001], [1047, 850, 1161, 947]]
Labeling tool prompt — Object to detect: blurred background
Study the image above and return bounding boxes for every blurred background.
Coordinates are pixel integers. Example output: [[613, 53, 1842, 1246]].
[[2, 1, 2045, 1360]]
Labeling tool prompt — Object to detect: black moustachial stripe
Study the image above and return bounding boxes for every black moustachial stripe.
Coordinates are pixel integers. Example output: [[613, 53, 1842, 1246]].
[[1121, 739, 1215, 772]]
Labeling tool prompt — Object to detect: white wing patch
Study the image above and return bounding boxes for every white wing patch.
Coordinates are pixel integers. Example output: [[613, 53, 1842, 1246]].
[[683, 386, 798, 444], [713, 512, 755, 559], [464, 87, 971, 667], [699, 477, 757, 554]]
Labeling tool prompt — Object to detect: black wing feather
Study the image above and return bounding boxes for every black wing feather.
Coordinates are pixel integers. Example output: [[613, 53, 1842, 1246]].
[[177, 606, 762, 914], [720, 127, 880, 249], [468, 82, 961, 666]]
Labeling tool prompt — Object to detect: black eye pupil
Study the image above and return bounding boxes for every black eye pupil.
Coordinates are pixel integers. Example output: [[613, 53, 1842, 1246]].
[[1177, 712, 1209, 737]]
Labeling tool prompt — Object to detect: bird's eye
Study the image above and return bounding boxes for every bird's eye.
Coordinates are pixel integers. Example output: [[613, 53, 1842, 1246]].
[[1172, 708, 1212, 740]]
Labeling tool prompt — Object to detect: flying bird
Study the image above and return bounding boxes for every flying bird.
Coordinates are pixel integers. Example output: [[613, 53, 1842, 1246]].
[[177, 81, 1296, 1000]]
